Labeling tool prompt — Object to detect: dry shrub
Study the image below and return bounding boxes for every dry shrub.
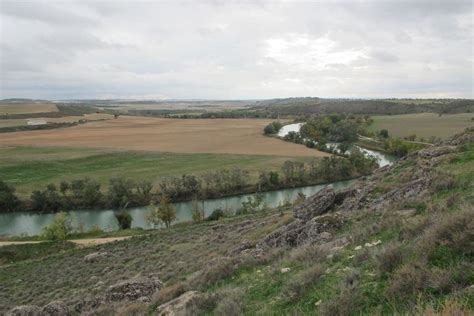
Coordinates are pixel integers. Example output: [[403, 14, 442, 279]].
[[288, 243, 330, 265], [213, 288, 244, 316], [431, 173, 457, 193], [421, 206, 474, 259], [284, 264, 325, 300], [399, 216, 430, 241], [415, 297, 471, 316], [385, 262, 430, 305], [190, 257, 239, 289], [152, 281, 188, 306], [319, 287, 364, 316], [354, 247, 372, 264], [375, 242, 404, 275]]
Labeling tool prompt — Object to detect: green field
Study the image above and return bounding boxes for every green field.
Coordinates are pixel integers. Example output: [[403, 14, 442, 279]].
[[0, 119, 27, 128], [368, 113, 473, 139], [0, 146, 311, 197]]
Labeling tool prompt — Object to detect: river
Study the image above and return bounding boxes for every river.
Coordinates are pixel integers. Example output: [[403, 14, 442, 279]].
[[278, 123, 396, 167], [0, 180, 355, 237]]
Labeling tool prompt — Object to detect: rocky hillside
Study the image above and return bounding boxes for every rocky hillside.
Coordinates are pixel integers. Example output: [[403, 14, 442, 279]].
[[3, 128, 473, 315]]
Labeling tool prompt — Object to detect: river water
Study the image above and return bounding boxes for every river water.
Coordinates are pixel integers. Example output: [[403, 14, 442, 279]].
[[0, 180, 355, 236], [278, 123, 396, 167]]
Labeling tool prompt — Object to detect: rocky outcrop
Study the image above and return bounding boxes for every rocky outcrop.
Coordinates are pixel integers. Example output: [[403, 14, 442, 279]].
[[41, 301, 70, 316], [156, 291, 201, 315], [105, 277, 163, 304], [7, 305, 42, 316], [372, 177, 431, 210], [418, 146, 457, 159], [294, 187, 335, 221], [7, 301, 70, 316], [258, 212, 344, 249]]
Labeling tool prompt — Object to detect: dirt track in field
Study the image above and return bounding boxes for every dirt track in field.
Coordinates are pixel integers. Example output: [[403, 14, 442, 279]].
[[0, 116, 328, 157]]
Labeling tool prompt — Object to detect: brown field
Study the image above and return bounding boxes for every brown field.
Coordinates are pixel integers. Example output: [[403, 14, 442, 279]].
[[0, 116, 327, 157], [0, 102, 58, 115]]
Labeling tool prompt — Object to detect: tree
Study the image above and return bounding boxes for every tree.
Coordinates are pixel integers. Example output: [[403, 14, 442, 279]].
[[191, 198, 205, 223], [379, 129, 389, 138], [263, 121, 283, 135], [0, 180, 20, 212], [147, 195, 176, 228], [42, 212, 71, 240], [115, 211, 132, 229], [108, 177, 135, 208]]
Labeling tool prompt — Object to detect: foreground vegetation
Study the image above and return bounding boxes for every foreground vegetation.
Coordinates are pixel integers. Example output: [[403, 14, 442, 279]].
[[1, 128, 472, 314]]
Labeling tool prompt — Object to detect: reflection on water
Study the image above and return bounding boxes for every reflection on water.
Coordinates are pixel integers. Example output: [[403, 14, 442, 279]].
[[0, 180, 354, 236]]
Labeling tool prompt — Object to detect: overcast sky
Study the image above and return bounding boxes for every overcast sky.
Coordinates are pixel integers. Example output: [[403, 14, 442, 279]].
[[1, 0, 472, 100]]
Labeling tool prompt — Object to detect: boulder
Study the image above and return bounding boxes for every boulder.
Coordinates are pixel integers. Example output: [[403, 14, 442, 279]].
[[105, 277, 163, 304], [41, 301, 70, 316], [294, 187, 336, 221], [155, 291, 201, 315], [84, 252, 109, 263], [7, 305, 41, 316]]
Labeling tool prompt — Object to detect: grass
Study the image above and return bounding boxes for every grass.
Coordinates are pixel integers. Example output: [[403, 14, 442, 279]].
[[0, 119, 27, 128], [368, 113, 473, 140], [0, 146, 311, 197]]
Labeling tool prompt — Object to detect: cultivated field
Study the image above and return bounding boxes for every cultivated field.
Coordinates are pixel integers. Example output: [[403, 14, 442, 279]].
[[368, 113, 473, 139], [0, 116, 326, 157], [0, 102, 58, 115], [0, 146, 313, 197]]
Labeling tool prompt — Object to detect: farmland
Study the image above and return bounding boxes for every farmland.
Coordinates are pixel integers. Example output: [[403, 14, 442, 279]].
[[0, 102, 58, 115], [0, 146, 313, 198], [0, 116, 326, 157], [368, 112, 473, 139]]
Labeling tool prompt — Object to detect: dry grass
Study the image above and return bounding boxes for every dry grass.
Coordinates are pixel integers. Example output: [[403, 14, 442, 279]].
[[0, 116, 328, 157], [0, 102, 58, 115]]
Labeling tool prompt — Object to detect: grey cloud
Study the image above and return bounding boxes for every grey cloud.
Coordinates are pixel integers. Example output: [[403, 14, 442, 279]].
[[0, 0, 472, 99]]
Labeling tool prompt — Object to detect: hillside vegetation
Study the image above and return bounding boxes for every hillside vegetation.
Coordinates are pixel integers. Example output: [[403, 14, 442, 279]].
[[1, 128, 473, 315]]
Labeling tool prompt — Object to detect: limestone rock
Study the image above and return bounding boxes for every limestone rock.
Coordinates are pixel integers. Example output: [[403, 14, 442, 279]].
[[156, 291, 201, 315], [84, 252, 109, 263], [7, 305, 41, 316], [41, 301, 70, 316], [105, 277, 163, 303], [418, 146, 457, 159], [294, 187, 336, 221]]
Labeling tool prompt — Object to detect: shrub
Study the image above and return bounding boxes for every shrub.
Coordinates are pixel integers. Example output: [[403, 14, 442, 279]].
[[213, 288, 244, 316], [385, 262, 430, 305], [375, 242, 404, 275], [207, 208, 225, 221], [263, 121, 283, 135], [42, 212, 72, 240], [115, 211, 132, 230], [319, 287, 364, 316], [284, 264, 324, 300]]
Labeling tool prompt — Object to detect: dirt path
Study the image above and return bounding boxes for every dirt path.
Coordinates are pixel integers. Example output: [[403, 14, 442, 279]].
[[0, 236, 132, 248]]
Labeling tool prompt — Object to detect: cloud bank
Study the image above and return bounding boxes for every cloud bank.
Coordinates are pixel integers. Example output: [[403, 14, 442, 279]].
[[1, 0, 472, 99]]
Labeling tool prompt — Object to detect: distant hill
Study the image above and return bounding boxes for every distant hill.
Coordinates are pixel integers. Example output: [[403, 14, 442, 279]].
[[255, 97, 474, 115]]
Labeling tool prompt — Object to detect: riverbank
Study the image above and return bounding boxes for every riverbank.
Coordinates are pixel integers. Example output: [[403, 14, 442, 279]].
[[0, 179, 356, 236]]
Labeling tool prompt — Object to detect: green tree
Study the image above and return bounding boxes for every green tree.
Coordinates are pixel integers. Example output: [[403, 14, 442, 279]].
[[0, 180, 20, 212], [42, 212, 71, 240], [147, 195, 176, 228], [115, 211, 132, 230]]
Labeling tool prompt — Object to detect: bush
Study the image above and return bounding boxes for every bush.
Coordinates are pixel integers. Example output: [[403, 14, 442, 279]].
[[42, 212, 72, 240], [115, 211, 132, 230], [385, 262, 430, 305], [375, 242, 404, 275], [284, 264, 324, 300], [263, 121, 283, 135], [207, 208, 225, 221]]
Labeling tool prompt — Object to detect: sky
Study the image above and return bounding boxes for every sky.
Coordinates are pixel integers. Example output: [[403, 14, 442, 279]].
[[0, 0, 472, 100]]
